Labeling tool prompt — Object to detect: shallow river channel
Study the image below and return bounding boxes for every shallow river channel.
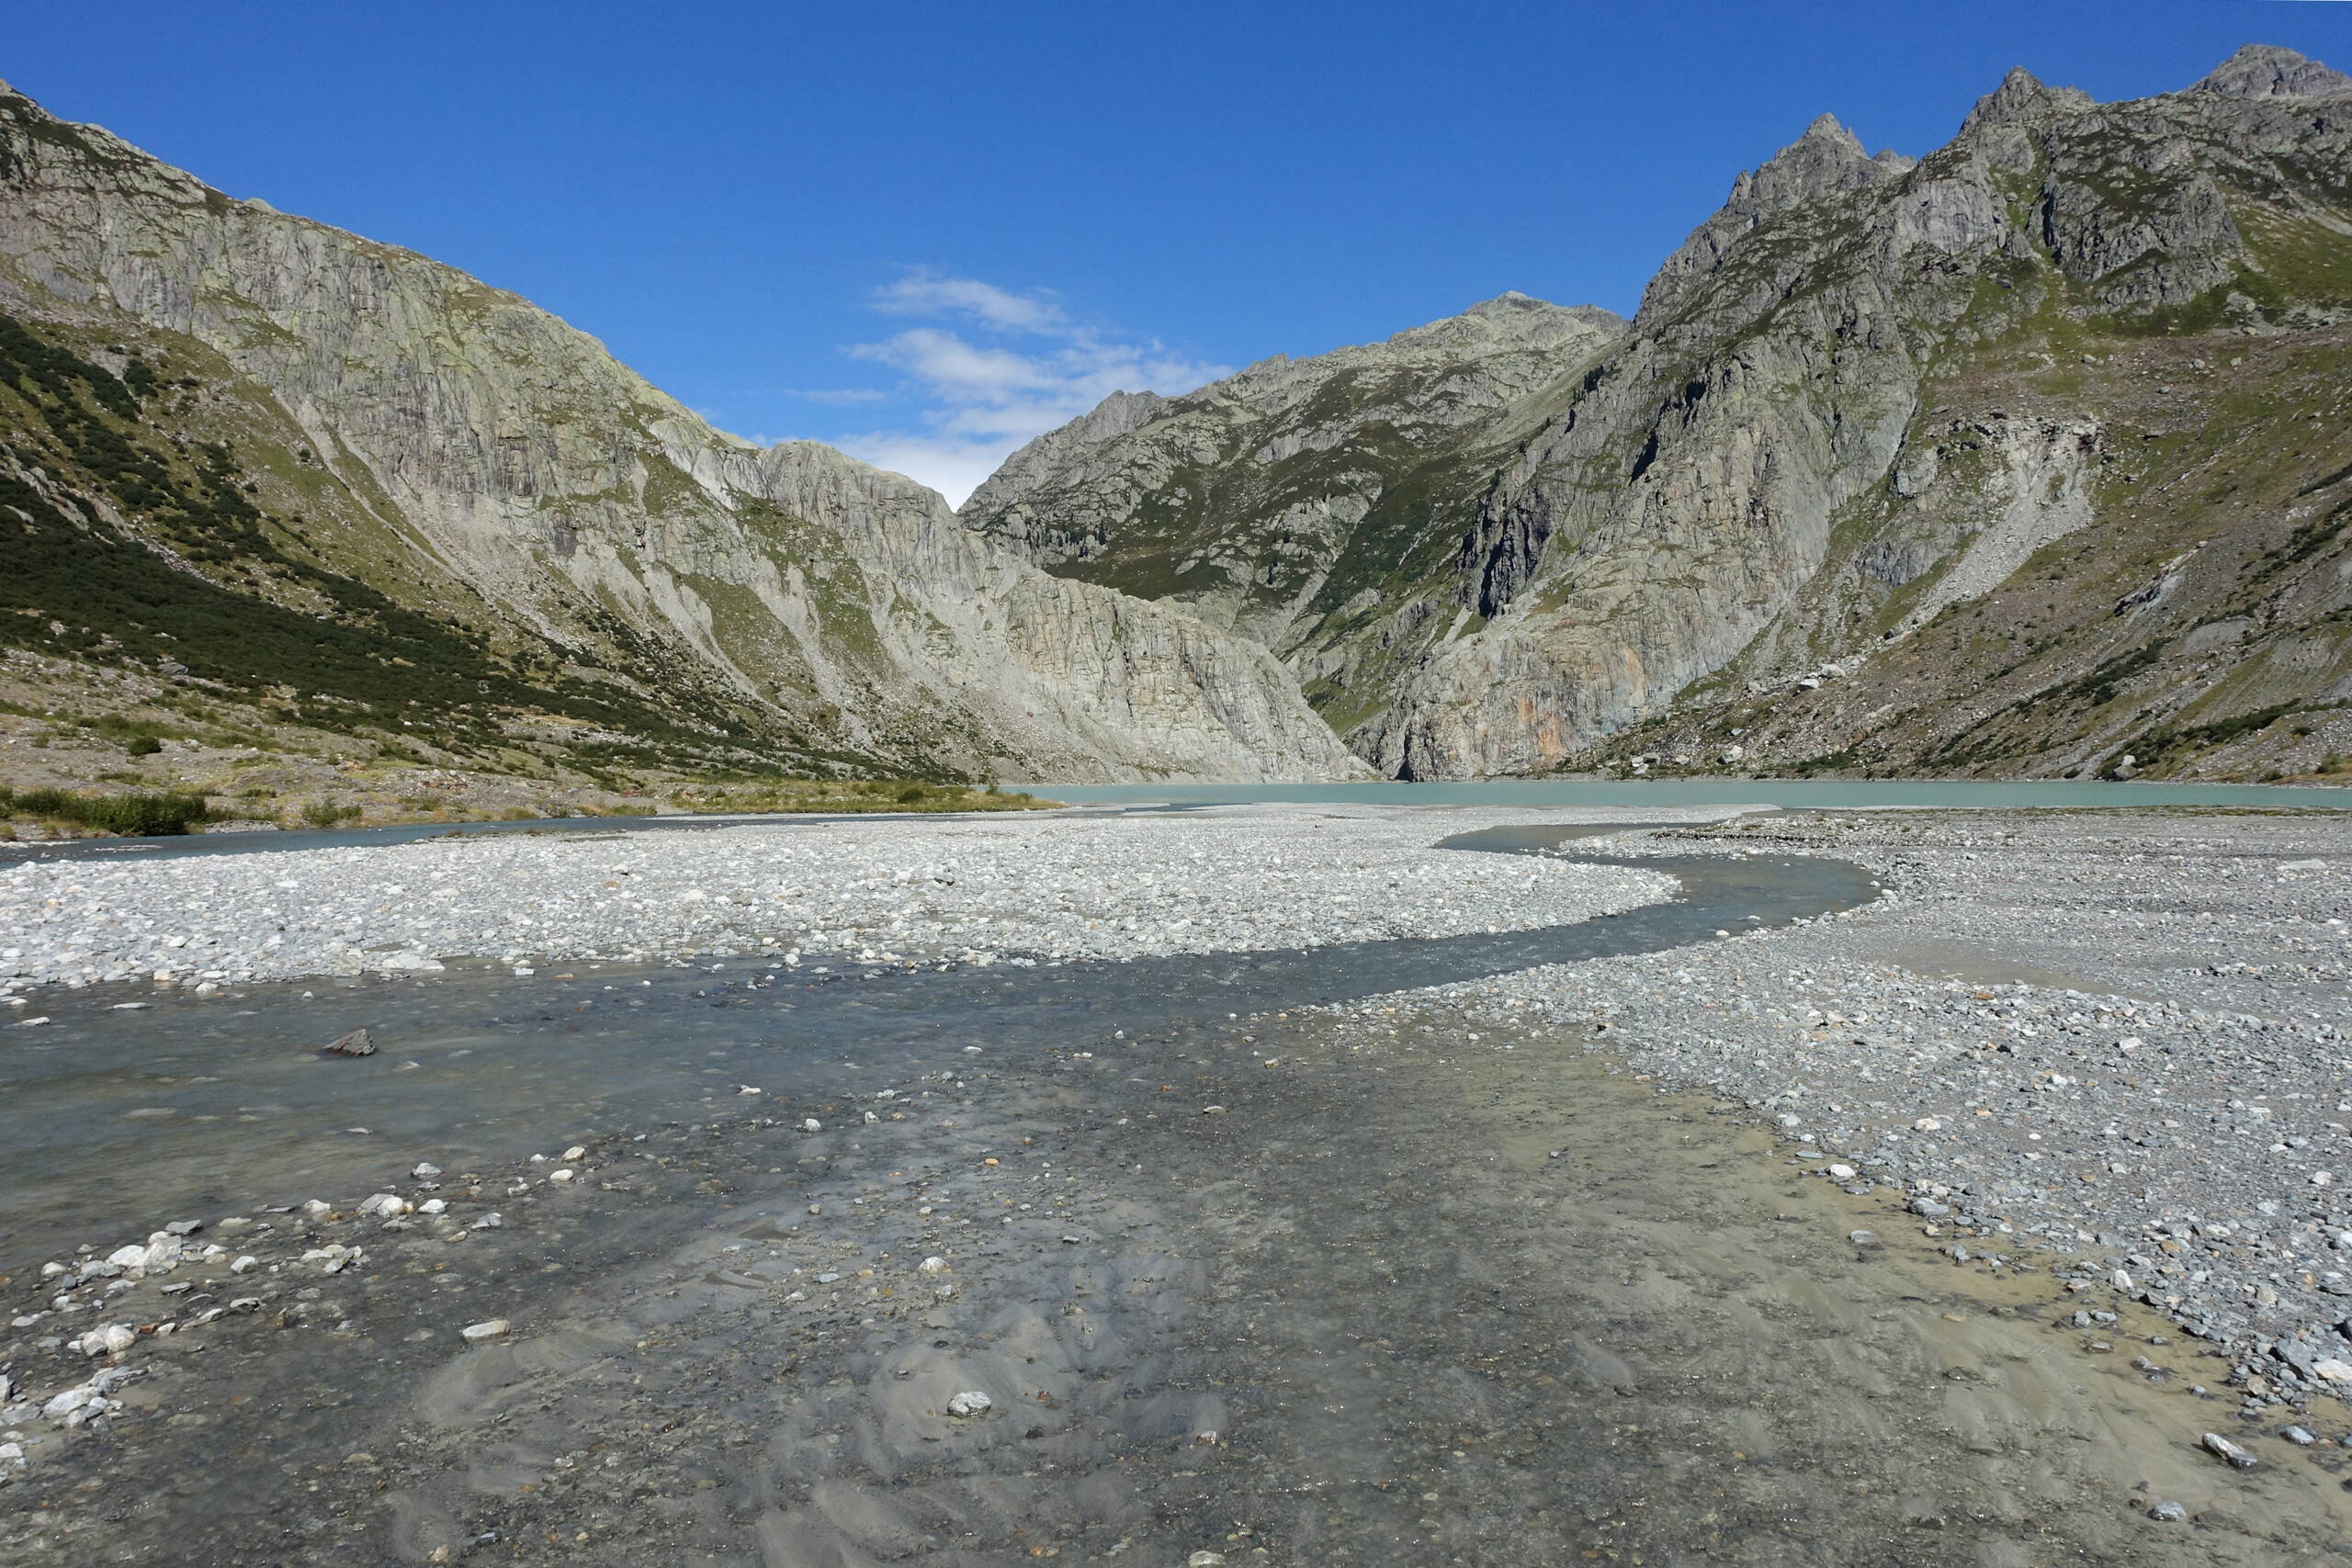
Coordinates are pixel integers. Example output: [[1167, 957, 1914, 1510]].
[[3, 824, 2346, 1565]]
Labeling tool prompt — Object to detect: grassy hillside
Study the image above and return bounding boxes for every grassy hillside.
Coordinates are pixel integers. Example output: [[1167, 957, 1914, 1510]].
[[0, 311, 1015, 832]]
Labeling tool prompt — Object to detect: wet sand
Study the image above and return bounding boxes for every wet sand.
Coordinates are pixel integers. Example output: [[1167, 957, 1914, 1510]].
[[12, 1003, 2347, 1565]]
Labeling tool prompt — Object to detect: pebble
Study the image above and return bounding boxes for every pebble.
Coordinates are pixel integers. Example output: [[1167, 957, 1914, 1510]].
[[0, 807, 1675, 988], [945, 1391, 991, 1417], [2202, 1431, 2256, 1470], [71, 1325, 134, 1357], [2149, 1501, 2189, 1522], [1435, 810, 2352, 1393], [460, 1319, 511, 1343]]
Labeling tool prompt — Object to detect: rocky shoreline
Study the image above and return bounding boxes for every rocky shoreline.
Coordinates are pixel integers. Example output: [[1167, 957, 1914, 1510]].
[[1435, 809, 2352, 1421], [8, 803, 2352, 1562]]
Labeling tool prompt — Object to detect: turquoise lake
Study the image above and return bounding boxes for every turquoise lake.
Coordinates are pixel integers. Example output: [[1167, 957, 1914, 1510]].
[[1016, 777, 2352, 809]]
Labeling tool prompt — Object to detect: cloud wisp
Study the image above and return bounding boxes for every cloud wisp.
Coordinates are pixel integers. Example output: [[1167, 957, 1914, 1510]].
[[831, 269, 1225, 506]]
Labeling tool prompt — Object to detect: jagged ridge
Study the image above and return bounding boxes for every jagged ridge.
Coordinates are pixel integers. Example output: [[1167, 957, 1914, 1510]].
[[966, 45, 2352, 784]]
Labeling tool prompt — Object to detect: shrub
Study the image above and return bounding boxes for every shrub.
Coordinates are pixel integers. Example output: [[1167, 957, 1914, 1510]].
[[126, 734, 162, 756], [299, 799, 362, 828], [74, 792, 210, 835], [6, 786, 74, 816], [0, 786, 209, 835]]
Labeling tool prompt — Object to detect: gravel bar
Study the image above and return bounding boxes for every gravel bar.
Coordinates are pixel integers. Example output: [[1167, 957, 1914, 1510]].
[[0, 806, 1691, 994], [1414, 807, 2352, 1420]]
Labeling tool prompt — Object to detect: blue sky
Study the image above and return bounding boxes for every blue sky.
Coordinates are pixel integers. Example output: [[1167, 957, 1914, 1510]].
[[10, 3, 2349, 502]]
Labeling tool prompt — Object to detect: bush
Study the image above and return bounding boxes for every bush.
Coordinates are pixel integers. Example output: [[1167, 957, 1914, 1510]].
[[6, 786, 74, 817], [126, 734, 162, 756], [299, 799, 362, 828], [0, 786, 210, 835], [895, 784, 929, 804], [75, 792, 210, 835]]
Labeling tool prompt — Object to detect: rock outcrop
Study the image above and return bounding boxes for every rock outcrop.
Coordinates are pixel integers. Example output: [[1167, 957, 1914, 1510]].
[[961, 292, 1624, 743], [967, 45, 2352, 784], [0, 79, 1363, 784], [2190, 43, 2352, 99]]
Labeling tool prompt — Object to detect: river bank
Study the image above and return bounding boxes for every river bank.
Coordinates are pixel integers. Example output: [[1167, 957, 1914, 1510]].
[[8, 987, 2345, 1564], [6, 804, 2352, 1562], [1449, 809, 2352, 1426]]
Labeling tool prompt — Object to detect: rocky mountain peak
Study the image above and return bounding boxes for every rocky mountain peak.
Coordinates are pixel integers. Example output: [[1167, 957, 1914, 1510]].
[[1377, 293, 1623, 361], [1639, 112, 1911, 322], [2189, 44, 2352, 99], [1725, 113, 1892, 213], [1073, 388, 1168, 442], [952, 40, 2352, 782], [1959, 65, 2097, 133], [1463, 289, 1546, 317], [0, 74, 1366, 784]]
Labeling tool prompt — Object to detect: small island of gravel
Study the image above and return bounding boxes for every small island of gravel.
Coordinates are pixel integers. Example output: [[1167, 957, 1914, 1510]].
[[0, 807, 1680, 993]]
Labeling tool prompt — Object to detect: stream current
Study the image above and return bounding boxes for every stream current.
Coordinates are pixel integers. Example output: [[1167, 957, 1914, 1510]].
[[0, 827, 1855, 1271], [5, 824, 2348, 1565]]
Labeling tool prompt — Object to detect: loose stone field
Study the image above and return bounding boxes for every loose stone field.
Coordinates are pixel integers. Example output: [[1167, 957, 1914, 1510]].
[[0, 807, 1684, 994], [9, 804, 2352, 1564]]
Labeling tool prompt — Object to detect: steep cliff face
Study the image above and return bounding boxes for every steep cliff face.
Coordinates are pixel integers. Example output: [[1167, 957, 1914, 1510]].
[[0, 80, 1362, 784], [1475, 43, 2352, 785], [960, 293, 1624, 742], [967, 44, 2352, 783]]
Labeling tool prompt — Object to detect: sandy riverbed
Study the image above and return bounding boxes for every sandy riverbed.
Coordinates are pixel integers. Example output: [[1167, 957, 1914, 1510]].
[[1432, 810, 2352, 1422], [7, 805, 2352, 1563]]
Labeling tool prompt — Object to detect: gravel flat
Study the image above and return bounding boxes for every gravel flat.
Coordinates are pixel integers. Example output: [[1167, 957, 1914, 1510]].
[[17, 954, 2352, 1564], [0, 807, 1692, 995], [13, 803, 2352, 1562], [1426, 808, 2352, 1423]]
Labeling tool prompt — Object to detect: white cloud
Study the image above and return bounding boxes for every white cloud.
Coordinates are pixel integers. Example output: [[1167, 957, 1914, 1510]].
[[872, 269, 1069, 334], [831, 433, 1021, 512], [773, 387, 888, 405], [831, 271, 1225, 506]]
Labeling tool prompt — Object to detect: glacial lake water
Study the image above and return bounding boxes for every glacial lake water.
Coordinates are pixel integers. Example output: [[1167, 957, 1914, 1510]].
[[1018, 777, 2352, 809]]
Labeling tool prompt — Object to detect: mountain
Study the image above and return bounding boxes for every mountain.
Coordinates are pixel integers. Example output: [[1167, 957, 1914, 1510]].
[[0, 80, 1364, 790], [961, 293, 1624, 750], [964, 45, 2352, 784]]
